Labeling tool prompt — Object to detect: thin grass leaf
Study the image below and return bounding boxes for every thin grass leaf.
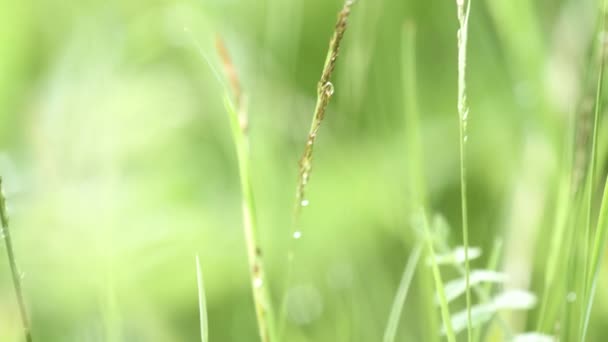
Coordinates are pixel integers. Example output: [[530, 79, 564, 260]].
[[473, 239, 503, 342], [580, 2, 608, 340], [456, 0, 473, 339], [383, 243, 423, 342], [196, 255, 209, 342], [421, 212, 456, 342], [222, 97, 276, 342], [0, 177, 32, 342], [581, 176, 608, 340], [217, 40, 277, 342]]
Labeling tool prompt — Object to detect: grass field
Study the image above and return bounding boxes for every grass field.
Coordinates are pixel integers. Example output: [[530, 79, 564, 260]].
[[2, 0, 608, 341]]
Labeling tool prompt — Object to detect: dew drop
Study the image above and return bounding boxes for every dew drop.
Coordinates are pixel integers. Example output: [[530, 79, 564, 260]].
[[293, 231, 302, 239], [301, 199, 310, 207], [254, 277, 263, 288], [463, 135, 468, 142], [324, 82, 334, 97]]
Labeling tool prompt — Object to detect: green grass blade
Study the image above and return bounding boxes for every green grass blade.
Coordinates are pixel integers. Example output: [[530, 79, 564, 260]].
[[456, 1, 473, 340], [216, 39, 277, 342], [581, 175, 608, 340], [383, 243, 423, 342], [223, 97, 277, 342], [196, 255, 209, 342], [422, 212, 456, 342], [473, 238, 503, 342], [580, 2, 607, 340], [0, 177, 33, 342]]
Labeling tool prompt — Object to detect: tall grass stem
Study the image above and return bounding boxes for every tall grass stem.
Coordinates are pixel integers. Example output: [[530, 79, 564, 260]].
[[456, 1, 473, 340], [216, 38, 277, 342], [0, 177, 32, 342]]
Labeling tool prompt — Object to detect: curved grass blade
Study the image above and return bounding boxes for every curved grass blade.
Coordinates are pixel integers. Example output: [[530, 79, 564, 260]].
[[580, 2, 608, 340], [217, 39, 277, 342], [383, 243, 423, 342], [581, 176, 608, 340], [0, 177, 32, 342], [421, 212, 456, 342]]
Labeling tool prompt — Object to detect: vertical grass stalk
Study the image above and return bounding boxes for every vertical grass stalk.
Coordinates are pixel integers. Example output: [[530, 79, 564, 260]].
[[456, 1, 473, 341], [279, 0, 356, 335], [196, 255, 209, 342], [582, 176, 608, 341], [0, 177, 32, 342], [292, 0, 356, 223], [580, 2, 607, 339], [216, 38, 277, 342], [423, 212, 456, 342]]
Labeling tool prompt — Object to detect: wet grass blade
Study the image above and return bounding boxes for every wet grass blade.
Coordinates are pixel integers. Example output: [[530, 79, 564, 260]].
[[217, 38, 277, 342], [279, 1, 357, 336]]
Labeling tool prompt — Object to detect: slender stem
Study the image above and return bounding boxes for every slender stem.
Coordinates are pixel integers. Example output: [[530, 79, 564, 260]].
[[279, 1, 357, 336], [293, 0, 355, 222], [0, 177, 32, 342], [473, 239, 503, 342], [423, 212, 456, 342], [196, 255, 209, 342], [456, 1, 473, 341], [582, 176, 608, 341], [383, 243, 423, 342], [216, 39, 277, 342], [580, 3, 608, 340]]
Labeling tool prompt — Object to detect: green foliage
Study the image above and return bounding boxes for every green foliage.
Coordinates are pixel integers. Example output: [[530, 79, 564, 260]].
[[2, 0, 608, 341]]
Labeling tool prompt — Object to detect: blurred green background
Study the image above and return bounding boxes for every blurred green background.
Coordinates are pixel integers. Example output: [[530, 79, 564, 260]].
[[1, 0, 607, 340]]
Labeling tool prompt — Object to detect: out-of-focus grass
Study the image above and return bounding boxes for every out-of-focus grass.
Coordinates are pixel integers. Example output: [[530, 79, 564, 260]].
[[1, 0, 608, 341]]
